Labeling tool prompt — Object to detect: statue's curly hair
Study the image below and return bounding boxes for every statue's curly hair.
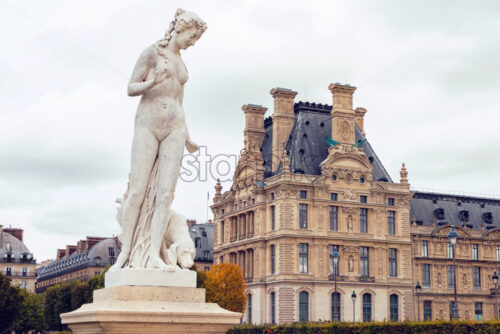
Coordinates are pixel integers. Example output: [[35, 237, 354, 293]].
[[158, 8, 207, 47]]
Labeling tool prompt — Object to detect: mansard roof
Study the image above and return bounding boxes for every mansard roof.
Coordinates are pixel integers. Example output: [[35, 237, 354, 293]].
[[0, 230, 34, 263], [261, 101, 392, 182], [189, 223, 214, 262], [410, 191, 500, 231]]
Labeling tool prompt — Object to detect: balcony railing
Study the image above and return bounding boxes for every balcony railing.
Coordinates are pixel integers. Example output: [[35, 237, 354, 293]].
[[328, 274, 346, 281], [359, 276, 376, 282]]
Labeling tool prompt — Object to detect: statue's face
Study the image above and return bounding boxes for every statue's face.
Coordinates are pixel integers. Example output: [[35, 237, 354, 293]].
[[176, 25, 203, 50]]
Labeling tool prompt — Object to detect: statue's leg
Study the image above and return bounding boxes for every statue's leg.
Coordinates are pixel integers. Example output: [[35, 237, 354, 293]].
[[148, 127, 187, 269], [111, 127, 159, 271]]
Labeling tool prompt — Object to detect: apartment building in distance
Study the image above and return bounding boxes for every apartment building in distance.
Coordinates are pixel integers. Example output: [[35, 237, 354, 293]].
[[0, 225, 37, 292]]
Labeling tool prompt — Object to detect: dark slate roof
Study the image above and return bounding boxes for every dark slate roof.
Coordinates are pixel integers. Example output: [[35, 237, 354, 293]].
[[410, 192, 500, 231], [37, 238, 118, 282], [189, 223, 214, 262], [261, 102, 393, 182], [0, 231, 35, 263]]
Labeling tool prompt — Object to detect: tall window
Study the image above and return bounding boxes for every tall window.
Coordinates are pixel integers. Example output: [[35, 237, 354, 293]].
[[6, 267, 12, 276], [108, 247, 115, 257], [270, 245, 276, 274], [475, 302, 483, 321], [299, 204, 308, 229], [497, 246, 500, 261], [271, 206, 276, 230], [221, 221, 225, 243], [299, 291, 309, 321], [422, 264, 431, 287], [389, 248, 397, 277], [299, 243, 308, 273], [331, 292, 341, 321], [472, 244, 478, 260], [362, 293, 372, 322], [329, 245, 339, 275], [330, 206, 338, 231], [270, 292, 276, 324], [248, 294, 252, 324], [22, 268, 27, 276], [423, 301, 432, 320], [448, 265, 455, 289], [360, 208, 368, 233], [473, 266, 481, 289], [449, 301, 456, 320], [388, 211, 396, 235], [360, 247, 369, 277], [421, 241, 428, 257], [195, 238, 201, 248], [389, 294, 398, 321], [447, 243, 453, 259]]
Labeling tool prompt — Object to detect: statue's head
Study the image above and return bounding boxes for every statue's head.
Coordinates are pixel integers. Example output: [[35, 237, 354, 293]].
[[160, 8, 207, 50]]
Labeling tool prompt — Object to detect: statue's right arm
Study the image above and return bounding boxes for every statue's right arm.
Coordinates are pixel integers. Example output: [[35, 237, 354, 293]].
[[127, 47, 155, 97]]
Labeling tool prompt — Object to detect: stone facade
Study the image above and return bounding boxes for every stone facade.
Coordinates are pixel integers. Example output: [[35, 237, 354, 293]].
[[211, 84, 500, 324], [211, 84, 415, 323]]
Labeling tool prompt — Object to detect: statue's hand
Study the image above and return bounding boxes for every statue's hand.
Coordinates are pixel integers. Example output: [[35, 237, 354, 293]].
[[153, 68, 169, 85]]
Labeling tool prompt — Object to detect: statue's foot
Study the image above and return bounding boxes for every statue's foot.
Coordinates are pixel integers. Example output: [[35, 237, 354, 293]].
[[109, 251, 129, 272], [147, 255, 169, 269], [186, 138, 199, 153]]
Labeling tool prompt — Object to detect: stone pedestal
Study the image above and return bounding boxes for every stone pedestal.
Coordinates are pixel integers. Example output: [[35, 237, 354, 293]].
[[60, 285, 242, 334], [105, 268, 196, 288]]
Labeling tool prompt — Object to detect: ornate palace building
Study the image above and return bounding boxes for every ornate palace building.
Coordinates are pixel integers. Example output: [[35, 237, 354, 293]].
[[210, 84, 500, 324]]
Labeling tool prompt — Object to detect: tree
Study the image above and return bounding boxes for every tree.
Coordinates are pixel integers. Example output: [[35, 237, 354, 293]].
[[204, 263, 247, 313], [0, 273, 22, 333], [12, 288, 46, 333]]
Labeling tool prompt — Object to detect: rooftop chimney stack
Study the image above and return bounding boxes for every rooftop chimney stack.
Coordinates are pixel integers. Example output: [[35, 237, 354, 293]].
[[270, 87, 297, 171], [242, 104, 268, 152], [354, 107, 367, 135], [328, 83, 357, 146]]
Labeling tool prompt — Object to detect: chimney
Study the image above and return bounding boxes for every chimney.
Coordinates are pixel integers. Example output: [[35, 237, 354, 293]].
[[187, 219, 197, 228], [270, 87, 298, 171], [3, 227, 23, 242], [354, 107, 367, 135], [328, 83, 357, 146], [66, 245, 77, 259], [56, 249, 66, 262], [242, 104, 267, 152]]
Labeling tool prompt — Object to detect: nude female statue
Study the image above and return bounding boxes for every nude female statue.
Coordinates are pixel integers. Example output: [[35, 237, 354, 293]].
[[111, 9, 207, 271]]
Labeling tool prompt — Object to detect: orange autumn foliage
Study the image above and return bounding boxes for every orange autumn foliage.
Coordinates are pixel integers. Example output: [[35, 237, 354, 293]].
[[204, 263, 247, 313]]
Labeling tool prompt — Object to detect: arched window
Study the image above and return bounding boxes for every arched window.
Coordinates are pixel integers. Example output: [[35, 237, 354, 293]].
[[299, 291, 309, 321], [247, 294, 252, 324], [389, 294, 399, 321], [331, 292, 341, 321], [270, 292, 276, 324], [362, 293, 372, 322]]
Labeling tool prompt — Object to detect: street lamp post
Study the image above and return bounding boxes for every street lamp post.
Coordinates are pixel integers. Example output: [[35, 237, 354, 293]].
[[332, 249, 340, 321], [415, 282, 422, 321], [448, 225, 459, 320], [351, 291, 357, 322], [492, 272, 499, 319]]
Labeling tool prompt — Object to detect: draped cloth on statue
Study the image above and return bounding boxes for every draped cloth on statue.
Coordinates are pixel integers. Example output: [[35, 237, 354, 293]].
[[118, 158, 176, 269]]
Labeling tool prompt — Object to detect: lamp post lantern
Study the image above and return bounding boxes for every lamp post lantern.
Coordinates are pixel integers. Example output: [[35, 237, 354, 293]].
[[332, 248, 340, 321], [493, 272, 499, 319], [448, 225, 459, 320], [415, 282, 422, 321], [351, 291, 357, 322]]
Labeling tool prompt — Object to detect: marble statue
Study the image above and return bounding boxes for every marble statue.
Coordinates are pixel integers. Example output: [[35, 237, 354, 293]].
[[110, 8, 207, 272]]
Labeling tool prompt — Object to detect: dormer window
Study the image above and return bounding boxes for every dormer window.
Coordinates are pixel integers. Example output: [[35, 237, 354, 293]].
[[94, 257, 101, 266], [195, 237, 202, 248], [5, 242, 11, 253], [458, 210, 470, 222], [108, 247, 115, 257], [434, 208, 445, 221]]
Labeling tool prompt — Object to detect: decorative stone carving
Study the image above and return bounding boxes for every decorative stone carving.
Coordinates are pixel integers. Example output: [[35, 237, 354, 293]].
[[348, 256, 354, 272], [343, 189, 357, 201]]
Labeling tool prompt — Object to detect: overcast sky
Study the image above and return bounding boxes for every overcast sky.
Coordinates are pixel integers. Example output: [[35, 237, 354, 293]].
[[1, 0, 499, 261]]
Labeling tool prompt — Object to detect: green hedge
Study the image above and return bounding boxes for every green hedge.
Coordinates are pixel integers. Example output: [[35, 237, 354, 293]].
[[227, 321, 500, 334]]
